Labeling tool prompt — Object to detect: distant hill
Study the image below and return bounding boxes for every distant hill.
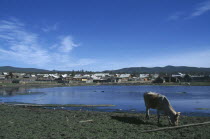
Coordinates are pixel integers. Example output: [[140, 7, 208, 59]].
[[104, 66, 210, 74], [0, 66, 50, 73], [1, 66, 210, 74]]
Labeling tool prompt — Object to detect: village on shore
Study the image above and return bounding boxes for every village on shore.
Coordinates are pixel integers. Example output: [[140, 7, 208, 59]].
[[1, 71, 210, 85]]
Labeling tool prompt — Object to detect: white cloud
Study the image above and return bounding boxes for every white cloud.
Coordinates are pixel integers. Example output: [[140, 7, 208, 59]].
[[42, 23, 58, 32], [0, 19, 95, 70], [0, 19, 50, 66], [190, 0, 210, 18], [167, 12, 184, 21], [168, 0, 210, 20], [58, 36, 79, 53]]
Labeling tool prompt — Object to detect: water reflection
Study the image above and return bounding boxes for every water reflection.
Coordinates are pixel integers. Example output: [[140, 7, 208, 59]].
[[0, 87, 29, 96]]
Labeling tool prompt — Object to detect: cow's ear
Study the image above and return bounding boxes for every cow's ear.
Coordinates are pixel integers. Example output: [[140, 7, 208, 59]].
[[176, 112, 181, 116]]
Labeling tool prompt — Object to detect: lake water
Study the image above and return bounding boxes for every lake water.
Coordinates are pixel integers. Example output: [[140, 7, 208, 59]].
[[0, 85, 210, 116]]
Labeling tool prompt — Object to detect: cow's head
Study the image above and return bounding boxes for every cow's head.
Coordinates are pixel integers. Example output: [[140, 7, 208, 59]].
[[170, 112, 181, 126]]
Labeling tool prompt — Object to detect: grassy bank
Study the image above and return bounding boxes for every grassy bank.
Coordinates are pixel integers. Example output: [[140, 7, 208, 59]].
[[0, 105, 210, 138], [1, 81, 210, 89]]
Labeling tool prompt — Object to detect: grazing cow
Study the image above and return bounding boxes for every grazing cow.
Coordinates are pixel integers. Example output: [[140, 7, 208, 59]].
[[144, 92, 180, 126]]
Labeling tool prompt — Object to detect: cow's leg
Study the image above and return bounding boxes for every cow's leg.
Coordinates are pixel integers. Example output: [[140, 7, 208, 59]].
[[157, 110, 160, 124], [167, 116, 172, 125], [146, 107, 150, 120]]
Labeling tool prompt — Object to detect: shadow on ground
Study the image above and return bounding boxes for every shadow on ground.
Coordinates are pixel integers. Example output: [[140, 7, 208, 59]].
[[111, 115, 167, 127]]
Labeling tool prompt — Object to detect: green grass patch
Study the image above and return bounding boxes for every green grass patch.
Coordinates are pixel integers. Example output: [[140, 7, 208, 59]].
[[1, 105, 210, 138], [190, 82, 210, 86]]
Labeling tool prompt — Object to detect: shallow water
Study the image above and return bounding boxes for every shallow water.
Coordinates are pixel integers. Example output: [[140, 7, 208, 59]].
[[0, 85, 210, 116]]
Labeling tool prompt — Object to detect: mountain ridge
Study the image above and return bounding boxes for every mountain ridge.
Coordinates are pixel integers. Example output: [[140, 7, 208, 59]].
[[0, 66, 210, 74], [104, 65, 210, 74], [0, 66, 49, 73]]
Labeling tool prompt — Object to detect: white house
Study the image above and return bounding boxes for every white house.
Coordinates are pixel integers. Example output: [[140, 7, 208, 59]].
[[119, 74, 131, 78], [91, 73, 109, 80], [61, 74, 68, 78], [139, 74, 149, 78], [3, 72, 9, 75], [94, 73, 109, 77], [172, 73, 185, 78]]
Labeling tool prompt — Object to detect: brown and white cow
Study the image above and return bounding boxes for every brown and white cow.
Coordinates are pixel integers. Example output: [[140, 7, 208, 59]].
[[144, 92, 181, 126]]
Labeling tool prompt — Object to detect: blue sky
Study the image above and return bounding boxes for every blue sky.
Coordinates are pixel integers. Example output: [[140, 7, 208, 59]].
[[0, 0, 210, 71]]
